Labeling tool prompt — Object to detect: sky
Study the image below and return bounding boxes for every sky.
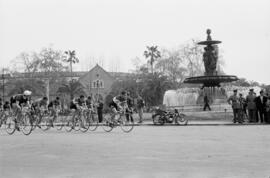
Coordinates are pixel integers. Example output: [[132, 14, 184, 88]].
[[0, 0, 270, 84]]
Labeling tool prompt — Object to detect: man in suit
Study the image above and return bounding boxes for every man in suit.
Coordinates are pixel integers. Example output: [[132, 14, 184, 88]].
[[255, 90, 268, 123], [246, 89, 256, 122]]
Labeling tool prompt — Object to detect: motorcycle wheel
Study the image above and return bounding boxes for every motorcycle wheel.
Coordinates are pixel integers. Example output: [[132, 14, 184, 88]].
[[152, 114, 165, 125], [175, 113, 188, 125]]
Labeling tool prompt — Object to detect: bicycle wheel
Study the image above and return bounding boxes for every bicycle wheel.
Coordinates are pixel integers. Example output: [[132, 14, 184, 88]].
[[73, 116, 80, 131], [64, 120, 73, 132], [20, 113, 32, 135], [55, 115, 64, 131], [40, 114, 50, 131], [102, 114, 114, 132], [119, 116, 134, 133], [5, 116, 16, 135], [79, 115, 90, 133], [88, 114, 99, 131], [175, 113, 188, 125]]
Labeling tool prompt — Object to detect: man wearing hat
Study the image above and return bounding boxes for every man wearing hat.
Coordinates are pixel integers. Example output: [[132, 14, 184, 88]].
[[255, 90, 268, 123], [228, 89, 241, 123], [246, 89, 257, 122]]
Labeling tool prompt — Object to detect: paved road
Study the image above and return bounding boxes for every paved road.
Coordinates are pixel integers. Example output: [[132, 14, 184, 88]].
[[1, 124, 270, 178]]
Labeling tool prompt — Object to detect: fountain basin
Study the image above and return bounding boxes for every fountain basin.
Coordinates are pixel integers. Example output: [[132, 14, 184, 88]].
[[183, 75, 239, 87]]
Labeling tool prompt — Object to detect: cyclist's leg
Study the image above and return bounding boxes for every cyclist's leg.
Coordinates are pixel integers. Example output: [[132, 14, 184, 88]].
[[111, 107, 118, 122]]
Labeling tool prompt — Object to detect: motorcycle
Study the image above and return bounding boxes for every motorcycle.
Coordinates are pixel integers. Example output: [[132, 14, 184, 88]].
[[152, 107, 188, 125]]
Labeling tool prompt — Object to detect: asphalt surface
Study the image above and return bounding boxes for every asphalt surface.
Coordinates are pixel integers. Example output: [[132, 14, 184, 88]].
[[1, 123, 270, 178]]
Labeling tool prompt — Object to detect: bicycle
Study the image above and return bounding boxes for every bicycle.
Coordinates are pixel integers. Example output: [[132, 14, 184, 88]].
[[102, 103, 134, 133], [84, 107, 99, 131], [5, 107, 33, 135], [55, 108, 69, 131], [65, 107, 90, 132]]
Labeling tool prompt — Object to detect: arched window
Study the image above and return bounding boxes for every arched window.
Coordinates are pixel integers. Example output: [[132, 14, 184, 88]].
[[92, 79, 104, 88]]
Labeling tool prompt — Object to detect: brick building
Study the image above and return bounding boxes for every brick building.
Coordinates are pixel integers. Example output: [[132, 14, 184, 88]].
[[1, 64, 132, 103]]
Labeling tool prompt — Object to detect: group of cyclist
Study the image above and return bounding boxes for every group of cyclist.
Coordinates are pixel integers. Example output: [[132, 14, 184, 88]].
[[0, 88, 135, 131]]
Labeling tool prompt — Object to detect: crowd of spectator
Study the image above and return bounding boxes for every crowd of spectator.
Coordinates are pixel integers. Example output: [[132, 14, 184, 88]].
[[227, 88, 270, 124]]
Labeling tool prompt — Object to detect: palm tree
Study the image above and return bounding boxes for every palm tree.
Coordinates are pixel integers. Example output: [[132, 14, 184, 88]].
[[64, 50, 79, 79], [57, 79, 86, 100], [144, 46, 161, 74]]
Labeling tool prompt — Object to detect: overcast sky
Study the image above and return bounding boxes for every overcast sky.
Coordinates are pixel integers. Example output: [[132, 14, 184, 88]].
[[0, 0, 269, 84]]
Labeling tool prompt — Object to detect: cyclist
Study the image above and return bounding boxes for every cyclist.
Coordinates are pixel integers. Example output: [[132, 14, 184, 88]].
[[32, 97, 48, 111], [86, 96, 94, 111], [48, 97, 61, 126], [69, 95, 87, 128], [31, 97, 48, 127], [10, 90, 32, 110], [109, 91, 127, 122], [10, 90, 32, 130], [70, 95, 86, 111]]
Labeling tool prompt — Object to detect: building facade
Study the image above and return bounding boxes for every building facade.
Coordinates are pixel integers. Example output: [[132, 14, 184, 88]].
[[79, 64, 115, 102]]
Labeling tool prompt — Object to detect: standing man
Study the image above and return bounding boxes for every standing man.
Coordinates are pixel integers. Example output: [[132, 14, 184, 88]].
[[203, 95, 211, 111], [228, 89, 241, 123], [246, 89, 256, 122], [126, 92, 134, 123], [255, 90, 267, 123], [97, 99, 104, 123], [136, 95, 145, 124], [239, 93, 246, 123]]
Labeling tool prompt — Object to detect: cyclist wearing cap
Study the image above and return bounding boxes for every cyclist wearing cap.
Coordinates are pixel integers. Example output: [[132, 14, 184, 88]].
[[109, 91, 127, 121], [10, 90, 32, 110]]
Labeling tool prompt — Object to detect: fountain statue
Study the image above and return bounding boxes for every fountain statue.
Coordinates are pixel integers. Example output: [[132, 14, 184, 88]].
[[183, 29, 239, 104]]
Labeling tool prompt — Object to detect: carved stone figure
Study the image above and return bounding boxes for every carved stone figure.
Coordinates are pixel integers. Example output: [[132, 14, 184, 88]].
[[203, 45, 218, 76]]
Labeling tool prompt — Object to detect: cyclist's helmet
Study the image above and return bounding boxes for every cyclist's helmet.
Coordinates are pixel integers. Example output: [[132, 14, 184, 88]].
[[23, 90, 32, 96]]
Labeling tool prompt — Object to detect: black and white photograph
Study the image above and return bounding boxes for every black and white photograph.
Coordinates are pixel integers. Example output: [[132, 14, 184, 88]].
[[0, 0, 270, 177]]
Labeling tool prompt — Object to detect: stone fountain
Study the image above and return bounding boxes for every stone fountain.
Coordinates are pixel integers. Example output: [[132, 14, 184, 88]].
[[183, 29, 239, 104]]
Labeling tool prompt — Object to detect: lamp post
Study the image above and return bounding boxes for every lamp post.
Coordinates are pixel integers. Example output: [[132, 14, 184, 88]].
[[96, 74, 100, 102], [96, 80, 100, 102], [1, 68, 7, 101]]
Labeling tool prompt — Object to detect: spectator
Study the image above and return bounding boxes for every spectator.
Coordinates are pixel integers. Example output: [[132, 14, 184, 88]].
[[203, 95, 211, 111], [246, 89, 256, 122], [126, 92, 134, 123], [265, 95, 270, 124], [137, 95, 145, 124], [239, 93, 246, 123], [228, 89, 241, 123], [97, 99, 103, 123], [255, 90, 268, 123]]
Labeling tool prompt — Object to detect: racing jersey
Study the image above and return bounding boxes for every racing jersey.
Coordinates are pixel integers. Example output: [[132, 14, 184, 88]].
[[73, 98, 86, 107], [48, 99, 61, 108], [10, 94, 30, 107], [85, 98, 93, 109], [113, 95, 126, 105]]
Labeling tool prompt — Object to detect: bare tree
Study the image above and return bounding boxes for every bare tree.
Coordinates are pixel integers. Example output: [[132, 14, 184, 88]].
[[181, 39, 204, 77], [155, 49, 187, 83]]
